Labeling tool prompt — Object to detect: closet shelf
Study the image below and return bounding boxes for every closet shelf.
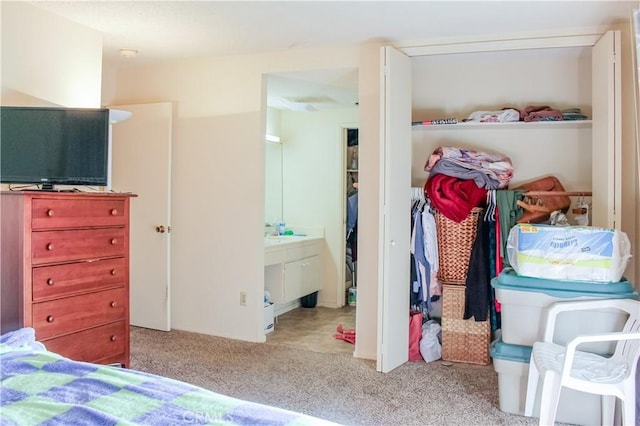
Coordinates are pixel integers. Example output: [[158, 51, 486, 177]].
[[523, 190, 592, 197], [412, 120, 592, 130], [347, 169, 359, 173]]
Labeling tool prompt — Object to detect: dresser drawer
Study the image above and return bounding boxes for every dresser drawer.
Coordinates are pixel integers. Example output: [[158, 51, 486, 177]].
[[33, 287, 126, 340], [32, 258, 127, 301], [32, 198, 127, 230], [32, 228, 126, 265], [41, 321, 126, 364]]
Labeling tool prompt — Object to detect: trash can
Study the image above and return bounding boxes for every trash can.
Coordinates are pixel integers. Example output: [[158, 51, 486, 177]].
[[300, 291, 318, 308]]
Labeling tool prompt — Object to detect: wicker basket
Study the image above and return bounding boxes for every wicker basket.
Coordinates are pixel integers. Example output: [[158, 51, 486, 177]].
[[441, 284, 491, 365], [435, 208, 481, 285]]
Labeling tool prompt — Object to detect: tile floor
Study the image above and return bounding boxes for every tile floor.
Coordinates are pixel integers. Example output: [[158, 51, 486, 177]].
[[265, 305, 356, 354]]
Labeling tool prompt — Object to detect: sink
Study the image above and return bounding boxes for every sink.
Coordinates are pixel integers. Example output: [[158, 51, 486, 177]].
[[264, 235, 310, 246]]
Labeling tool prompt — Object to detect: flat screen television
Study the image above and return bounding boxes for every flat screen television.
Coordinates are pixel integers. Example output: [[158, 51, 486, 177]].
[[0, 106, 110, 191]]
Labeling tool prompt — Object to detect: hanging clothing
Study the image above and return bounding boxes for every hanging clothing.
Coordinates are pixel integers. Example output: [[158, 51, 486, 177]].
[[421, 207, 440, 298], [410, 198, 441, 314], [411, 200, 431, 313], [495, 189, 525, 267], [487, 212, 501, 332], [463, 209, 491, 322], [346, 191, 358, 262]]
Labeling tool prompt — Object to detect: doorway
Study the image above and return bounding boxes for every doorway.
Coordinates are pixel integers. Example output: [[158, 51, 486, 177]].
[[262, 69, 358, 353], [345, 128, 358, 306], [110, 102, 173, 332]]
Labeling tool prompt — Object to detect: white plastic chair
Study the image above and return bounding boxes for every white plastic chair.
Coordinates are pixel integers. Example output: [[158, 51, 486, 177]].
[[524, 298, 640, 426]]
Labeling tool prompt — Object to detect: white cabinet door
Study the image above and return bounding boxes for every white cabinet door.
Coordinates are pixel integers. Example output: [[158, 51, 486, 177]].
[[302, 255, 321, 295], [110, 102, 172, 332], [591, 30, 621, 230], [284, 259, 305, 301], [264, 264, 285, 304], [377, 46, 412, 373]]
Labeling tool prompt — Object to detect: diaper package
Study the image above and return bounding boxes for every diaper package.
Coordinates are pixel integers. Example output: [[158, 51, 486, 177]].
[[507, 224, 631, 282]]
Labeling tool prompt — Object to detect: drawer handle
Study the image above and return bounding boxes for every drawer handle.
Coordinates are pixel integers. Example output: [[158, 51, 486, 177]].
[[110, 335, 117, 342], [46, 315, 54, 323], [110, 238, 118, 245], [46, 243, 54, 251], [46, 209, 54, 217], [110, 209, 118, 216], [47, 278, 54, 286], [110, 301, 117, 308], [110, 269, 117, 276]]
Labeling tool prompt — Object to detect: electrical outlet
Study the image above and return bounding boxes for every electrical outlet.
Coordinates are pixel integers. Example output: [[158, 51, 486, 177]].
[[240, 291, 247, 306]]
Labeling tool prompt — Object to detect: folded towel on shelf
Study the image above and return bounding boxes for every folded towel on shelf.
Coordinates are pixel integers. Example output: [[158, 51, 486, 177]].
[[465, 108, 521, 123], [424, 146, 513, 189], [562, 108, 588, 121], [521, 105, 563, 122]]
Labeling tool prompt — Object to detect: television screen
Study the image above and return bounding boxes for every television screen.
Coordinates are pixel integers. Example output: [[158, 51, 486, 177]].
[[0, 106, 109, 190]]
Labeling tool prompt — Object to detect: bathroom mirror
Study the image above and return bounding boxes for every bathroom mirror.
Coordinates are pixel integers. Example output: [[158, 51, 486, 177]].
[[264, 132, 283, 224], [263, 69, 358, 227]]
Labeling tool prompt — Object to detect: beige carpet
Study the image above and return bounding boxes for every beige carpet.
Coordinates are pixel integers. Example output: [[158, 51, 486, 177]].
[[130, 324, 542, 426]]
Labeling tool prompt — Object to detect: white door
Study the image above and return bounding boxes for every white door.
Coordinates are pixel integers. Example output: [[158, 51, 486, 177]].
[[591, 30, 621, 229], [377, 46, 412, 373], [110, 102, 173, 331]]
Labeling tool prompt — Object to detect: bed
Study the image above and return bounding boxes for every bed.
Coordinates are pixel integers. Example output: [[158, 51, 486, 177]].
[[0, 328, 338, 425]]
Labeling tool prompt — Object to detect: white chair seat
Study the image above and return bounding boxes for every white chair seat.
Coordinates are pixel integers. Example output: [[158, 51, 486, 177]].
[[533, 341, 630, 384]]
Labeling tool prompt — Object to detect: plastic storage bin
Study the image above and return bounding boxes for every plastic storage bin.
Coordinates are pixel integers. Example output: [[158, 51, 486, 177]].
[[264, 302, 274, 334], [490, 337, 602, 426], [491, 268, 637, 349]]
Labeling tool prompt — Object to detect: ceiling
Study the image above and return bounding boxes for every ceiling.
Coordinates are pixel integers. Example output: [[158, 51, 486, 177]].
[[28, 1, 639, 110]]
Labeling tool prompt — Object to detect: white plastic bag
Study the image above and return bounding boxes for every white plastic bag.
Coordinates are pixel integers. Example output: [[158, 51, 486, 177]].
[[419, 320, 442, 362]]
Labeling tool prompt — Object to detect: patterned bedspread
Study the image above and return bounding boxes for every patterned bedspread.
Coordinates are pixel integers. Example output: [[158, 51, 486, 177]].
[[0, 328, 337, 425]]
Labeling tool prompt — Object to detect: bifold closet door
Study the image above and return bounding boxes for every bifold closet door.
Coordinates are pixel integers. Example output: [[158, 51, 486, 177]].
[[377, 46, 412, 373]]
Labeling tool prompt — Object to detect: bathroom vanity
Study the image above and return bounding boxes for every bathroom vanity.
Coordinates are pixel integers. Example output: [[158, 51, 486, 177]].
[[264, 235, 323, 316]]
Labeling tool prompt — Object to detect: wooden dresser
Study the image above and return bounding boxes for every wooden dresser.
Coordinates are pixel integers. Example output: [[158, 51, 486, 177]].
[[1, 191, 135, 367]]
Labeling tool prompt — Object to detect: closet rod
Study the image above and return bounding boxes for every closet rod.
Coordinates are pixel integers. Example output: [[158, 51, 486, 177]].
[[523, 191, 592, 196]]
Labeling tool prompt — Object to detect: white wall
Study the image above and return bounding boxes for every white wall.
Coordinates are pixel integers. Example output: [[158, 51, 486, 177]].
[[411, 47, 593, 189], [1, 2, 103, 107], [109, 48, 360, 342], [280, 108, 359, 308]]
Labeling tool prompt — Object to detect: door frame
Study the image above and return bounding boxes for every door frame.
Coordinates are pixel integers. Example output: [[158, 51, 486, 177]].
[[340, 123, 359, 308]]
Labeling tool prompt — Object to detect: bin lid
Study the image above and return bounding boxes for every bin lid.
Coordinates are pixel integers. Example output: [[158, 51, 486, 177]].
[[489, 338, 531, 363], [491, 268, 637, 299]]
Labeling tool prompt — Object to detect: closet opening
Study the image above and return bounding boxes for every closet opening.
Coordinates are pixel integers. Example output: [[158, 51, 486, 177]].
[[345, 127, 359, 306]]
